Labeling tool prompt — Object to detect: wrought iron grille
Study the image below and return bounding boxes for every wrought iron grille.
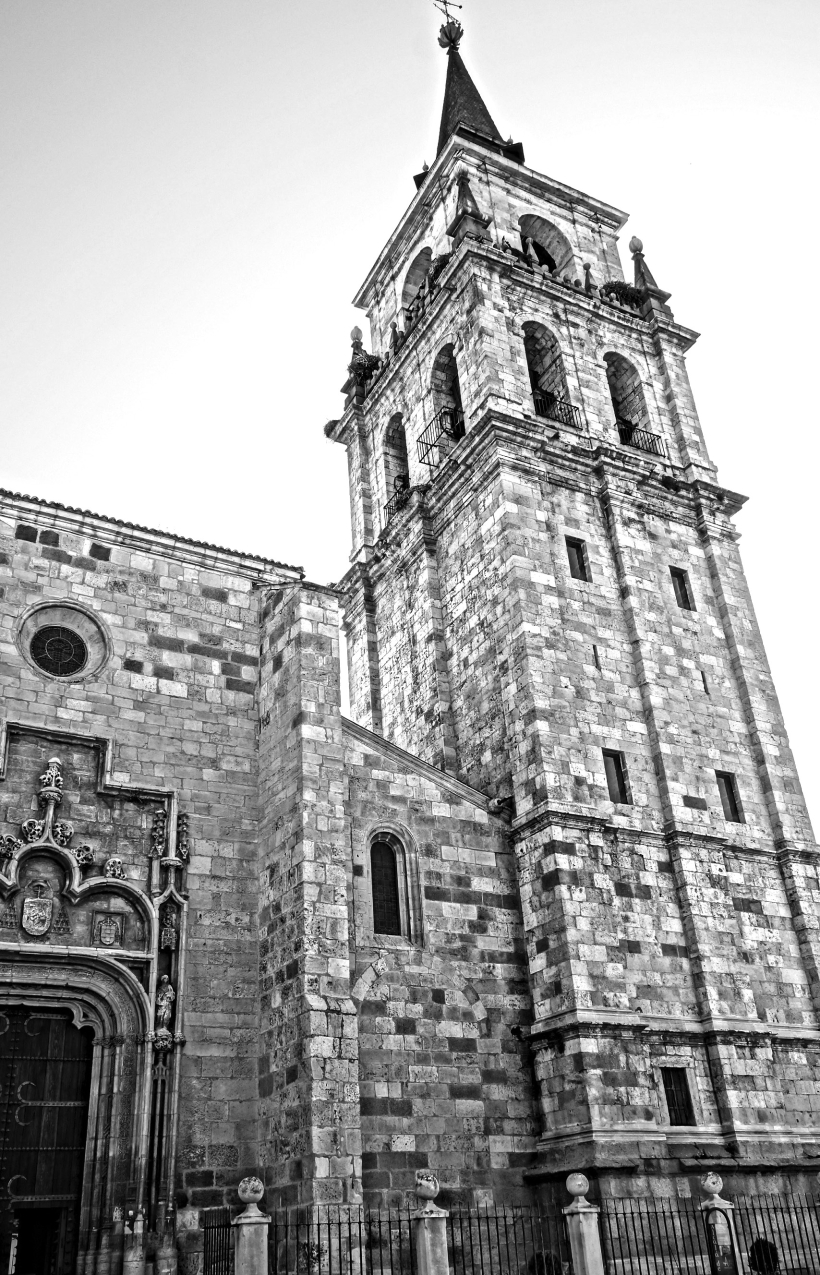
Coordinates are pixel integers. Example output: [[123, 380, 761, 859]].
[[447, 1208, 573, 1275], [532, 391, 582, 429], [269, 1207, 415, 1275], [600, 1197, 716, 1275], [382, 487, 411, 526], [267, 1206, 572, 1275], [734, 1194, 820, 1274], [29, 625, 88, 677], [615, 420, 667, 458], [202, 1206, 234, 1275], [600, 1193, 820, 1275], [417, 408, 465, 467]]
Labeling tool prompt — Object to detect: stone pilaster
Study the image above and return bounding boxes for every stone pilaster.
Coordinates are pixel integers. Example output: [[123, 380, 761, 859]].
[[257, 583, 362, 1207]]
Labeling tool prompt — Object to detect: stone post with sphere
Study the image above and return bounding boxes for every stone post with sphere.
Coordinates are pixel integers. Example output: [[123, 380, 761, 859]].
[[233, 1177, 270, 1275], [563, 1174, 605, 1275], [412, 1170, 451, 1275]]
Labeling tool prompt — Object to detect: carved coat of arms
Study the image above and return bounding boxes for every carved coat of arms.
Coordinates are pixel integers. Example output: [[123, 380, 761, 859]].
[[96, 916, 122, 947], [22, 882, 52, 937]]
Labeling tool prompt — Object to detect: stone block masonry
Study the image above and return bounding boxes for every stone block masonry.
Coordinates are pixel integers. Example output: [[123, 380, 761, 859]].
[[0, 491, 302, 1208]]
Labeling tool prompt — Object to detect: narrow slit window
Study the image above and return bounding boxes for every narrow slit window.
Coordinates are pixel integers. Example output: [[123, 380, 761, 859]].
[[715, 771, 743, 823], [566, 537, 590, 582], [371, 840, 403, 935], [661, 1067, 696, 1126], [670, 567, 695, 611], [602, 749, 630, 804], [701, 670, 710, 696], [592, 644, 601, 671]]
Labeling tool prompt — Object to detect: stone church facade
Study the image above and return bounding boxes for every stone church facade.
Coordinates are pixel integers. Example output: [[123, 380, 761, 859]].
[[1, 18, 819, 1275]]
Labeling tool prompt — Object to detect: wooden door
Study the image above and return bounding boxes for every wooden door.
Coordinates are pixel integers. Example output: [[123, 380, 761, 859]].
[[0, 1008, 93, 1275]]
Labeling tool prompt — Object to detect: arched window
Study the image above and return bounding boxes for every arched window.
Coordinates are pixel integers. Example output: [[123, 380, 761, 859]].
[[371, 840, 402, 936], [522, 322, 575, 425], [519, 214, 574, 277], [431, 343, 465, 440], [402, 248, 433, 318], [604, 352, 650, 439], [383, 414, 410, 495]]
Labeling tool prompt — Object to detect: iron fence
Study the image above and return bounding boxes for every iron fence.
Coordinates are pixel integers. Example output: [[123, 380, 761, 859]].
[[269, 1207, 414, 1275], [417, 408, 465, 466], [615, 420, 667, 458], [448, 1208, 573, 1275], [600, 1197, 713, 1275], [383, 486, 411, 526], [600, 1193, 820, 1275], [264, 1205, 572, 1275], [532, 391, 582, 430], [734, 1193, 820, 1274], [202, 1205, 234, 1275]]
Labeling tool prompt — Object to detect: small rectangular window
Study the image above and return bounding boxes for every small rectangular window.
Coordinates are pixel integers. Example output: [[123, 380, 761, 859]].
[[602, 749, 630, 804], [661, 1067, 696, 1126], [715, 771, 743, 823], [566, 537, 590, 582], [670, 566, 695, 610]]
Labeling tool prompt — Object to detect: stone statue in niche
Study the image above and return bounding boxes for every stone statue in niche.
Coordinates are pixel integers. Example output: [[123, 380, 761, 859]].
[[160, 905, 178, 950], [154, 975, 176, 1051], [22, 880, 53, 937], [155, 976, 175, 1030]]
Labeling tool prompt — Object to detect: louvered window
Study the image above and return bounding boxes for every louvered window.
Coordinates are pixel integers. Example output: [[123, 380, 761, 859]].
[[371, 841, 402, 936]]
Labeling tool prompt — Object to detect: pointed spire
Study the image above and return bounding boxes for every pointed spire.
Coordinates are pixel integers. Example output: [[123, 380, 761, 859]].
[[446, 170, 491, 246], [437, 21, 504, 156], [629, 236, 673, 316]]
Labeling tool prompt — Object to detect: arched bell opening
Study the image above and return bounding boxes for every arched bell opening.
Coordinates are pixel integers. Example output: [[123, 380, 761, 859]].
[[522, 322, 575, 425], [383, 414, 410, 496], [519, 214, 575, 276], [430, 343, 464, 439], [604, 350, 651, 440], [401, 247, 433, 320]]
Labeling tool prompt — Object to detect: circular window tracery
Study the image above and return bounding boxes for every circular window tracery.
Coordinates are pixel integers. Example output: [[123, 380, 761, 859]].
[[17, 603, 110, 682], [29, 626, 89, 677]]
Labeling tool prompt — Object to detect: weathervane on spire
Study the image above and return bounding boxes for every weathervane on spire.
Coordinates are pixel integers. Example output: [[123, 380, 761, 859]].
[[434, 0, 464, 50]]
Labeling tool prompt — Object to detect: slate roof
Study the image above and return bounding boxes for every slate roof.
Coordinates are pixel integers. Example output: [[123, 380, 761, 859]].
[[437, 47, 503, 156]]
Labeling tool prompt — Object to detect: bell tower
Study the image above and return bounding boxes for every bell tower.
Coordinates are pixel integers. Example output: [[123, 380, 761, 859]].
[[327, 18, 820, 1189]]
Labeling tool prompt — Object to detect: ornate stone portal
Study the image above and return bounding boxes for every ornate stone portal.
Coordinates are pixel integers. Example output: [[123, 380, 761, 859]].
[[0, 729, 189, 1275]]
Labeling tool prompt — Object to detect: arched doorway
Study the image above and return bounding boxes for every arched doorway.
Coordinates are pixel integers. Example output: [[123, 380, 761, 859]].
[[0, 1008, 93, 1275]]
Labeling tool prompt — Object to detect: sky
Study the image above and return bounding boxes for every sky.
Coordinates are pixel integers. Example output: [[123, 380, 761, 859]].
[[1, 0, 818, 826]]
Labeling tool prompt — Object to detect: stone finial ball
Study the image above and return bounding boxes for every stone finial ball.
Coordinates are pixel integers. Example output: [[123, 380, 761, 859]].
[[700, 1172, 723, 1196], [238, 1177, 265, 1204], [566, 1172, 589, 1199], [350, 326, 363, 343], [628, 236, 644, 254], [415, 1169, 440, 1200]]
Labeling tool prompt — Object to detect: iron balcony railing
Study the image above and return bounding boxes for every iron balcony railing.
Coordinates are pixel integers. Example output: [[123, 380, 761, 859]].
[[382, 485, 411, 526], [532, 390, 582, 429], [417, 406, 465, 466], [616, 418, 667, 458]]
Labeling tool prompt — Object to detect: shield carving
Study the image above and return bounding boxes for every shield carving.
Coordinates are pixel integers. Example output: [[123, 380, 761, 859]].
[[22, 886, 52, 937], [96, 916, 121, 947]]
